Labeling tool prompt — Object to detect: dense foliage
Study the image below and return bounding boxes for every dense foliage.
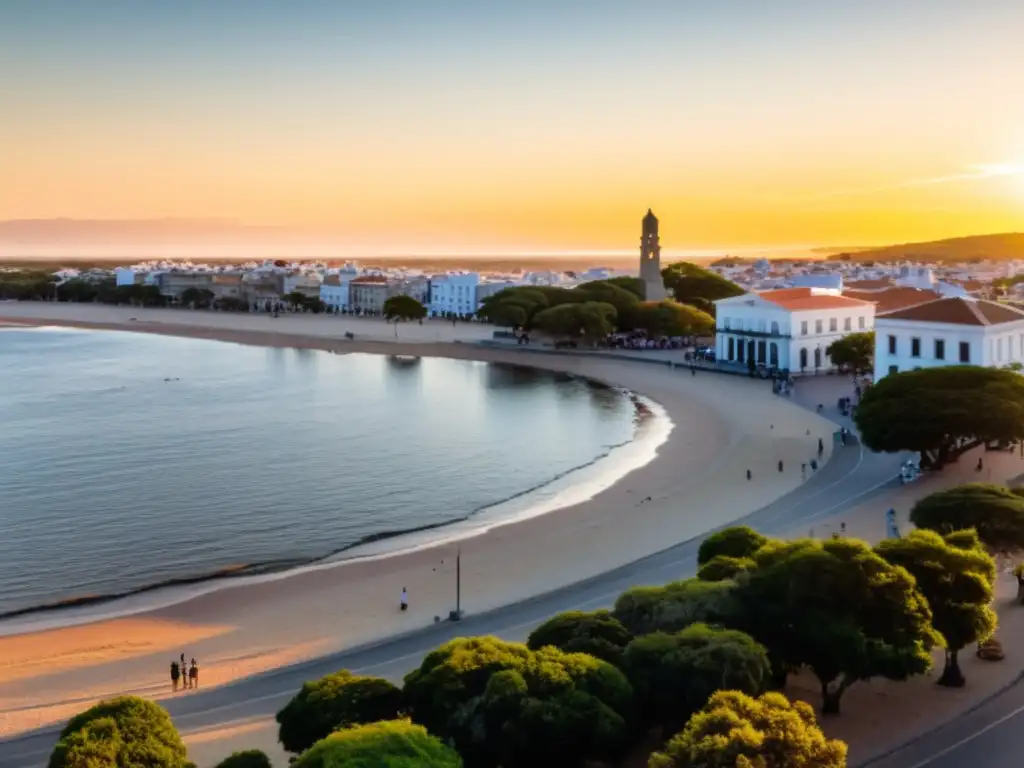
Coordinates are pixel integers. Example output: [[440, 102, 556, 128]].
[[623, 623, 770, 733], [383, 294, 428, 321], [531, 301, 617, 342], [697, 526, 768, 566], [733, 538, 939, 712], [276, 670, 404, 754], [696, 555, 756, 582], [909, 483, 1024, 553], [613, 578, 738, 636], [212, 750, 273, 768], [659, 262, 744, 315], [48, 696, 191, 768], [526, 610, 633, 665], [826, 332, 875, 376], [632, 300, 714, 338], [876, 529, 997, 686], [292, 720, 462, 768], [402, 636, 633, 767], [648, 691, 847, 767], [855, 367, 1024, 468]]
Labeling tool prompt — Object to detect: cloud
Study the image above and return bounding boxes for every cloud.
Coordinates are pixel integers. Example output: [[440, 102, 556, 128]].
[[817, 163, 1024, 199]]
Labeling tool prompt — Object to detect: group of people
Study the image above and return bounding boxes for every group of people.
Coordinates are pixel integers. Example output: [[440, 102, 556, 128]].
[[170, 653, 200, 692]]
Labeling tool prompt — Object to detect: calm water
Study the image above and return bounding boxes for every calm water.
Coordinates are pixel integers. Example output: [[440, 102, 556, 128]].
[[0, 327, 638, 616]]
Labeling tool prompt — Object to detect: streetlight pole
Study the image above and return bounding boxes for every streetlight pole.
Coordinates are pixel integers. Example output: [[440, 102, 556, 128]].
[[449, 547, 463, 622]]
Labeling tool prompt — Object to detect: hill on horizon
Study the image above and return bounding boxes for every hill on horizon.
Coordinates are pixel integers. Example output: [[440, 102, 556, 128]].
[[837, 233, 1024, 263]]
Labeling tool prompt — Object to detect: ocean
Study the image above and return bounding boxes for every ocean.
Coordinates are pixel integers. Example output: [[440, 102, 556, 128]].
[[0, 327, 644, 618]]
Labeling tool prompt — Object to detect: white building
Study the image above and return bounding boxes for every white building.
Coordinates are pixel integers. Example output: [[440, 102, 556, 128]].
[[429, 272, 481, 317], [714, 288, 875, 374], [873, 297, 1024, 381]]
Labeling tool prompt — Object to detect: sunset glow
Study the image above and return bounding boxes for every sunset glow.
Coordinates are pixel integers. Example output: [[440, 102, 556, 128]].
[[1, 0, 1022, 254]]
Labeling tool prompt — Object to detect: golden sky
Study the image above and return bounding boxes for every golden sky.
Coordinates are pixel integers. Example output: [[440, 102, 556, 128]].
[[1, 1, 1022, 253]]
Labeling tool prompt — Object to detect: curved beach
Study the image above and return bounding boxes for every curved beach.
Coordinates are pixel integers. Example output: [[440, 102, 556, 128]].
[[0, 304, 838, 737]]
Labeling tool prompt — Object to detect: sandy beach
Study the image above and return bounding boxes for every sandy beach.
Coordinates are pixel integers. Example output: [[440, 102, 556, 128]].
[[0, 303, 838, 740]]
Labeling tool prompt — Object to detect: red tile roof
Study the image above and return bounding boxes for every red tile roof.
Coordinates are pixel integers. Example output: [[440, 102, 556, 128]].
[[879, 297, 1024, 326], [844, 287, 941, 314], [758, 287, 873, 311], [845, 279, 894, 290], [351, 275, 388, 284]]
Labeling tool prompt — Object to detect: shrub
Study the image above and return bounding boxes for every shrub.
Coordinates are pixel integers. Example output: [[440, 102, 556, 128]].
[[526, 610, 632, 665], [697, 526, 768, 566], [292, 720, 462, 768], [213, 750, 273, 768]]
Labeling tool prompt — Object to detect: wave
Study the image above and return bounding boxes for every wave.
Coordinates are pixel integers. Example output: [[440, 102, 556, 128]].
[[0, 389, 668, 630]]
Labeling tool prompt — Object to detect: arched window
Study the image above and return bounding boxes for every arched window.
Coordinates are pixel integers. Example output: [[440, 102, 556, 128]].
[[814, 347, 822, 369], [770, 321, 780, 335], [799, 348, 808, 370], [728, 337, 735, 360], [770, 342, 779, 366]]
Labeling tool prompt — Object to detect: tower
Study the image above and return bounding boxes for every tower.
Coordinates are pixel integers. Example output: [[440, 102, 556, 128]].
[[639, 208, 667, 300]]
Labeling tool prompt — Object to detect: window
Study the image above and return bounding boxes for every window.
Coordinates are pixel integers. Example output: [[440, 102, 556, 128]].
[[888, 365, 899, 375], [801, 321, 808, 335], [858, 316, 866, 329], [911, 338, 921, 358], [888, 335, 897, 355], [830, 318, 838, 332], [844, 317, 851, 331], [959, 341, 970, 363], [724, 317, 731, 330], [815, 319, 823, 334], [934, 339, 945, 360]]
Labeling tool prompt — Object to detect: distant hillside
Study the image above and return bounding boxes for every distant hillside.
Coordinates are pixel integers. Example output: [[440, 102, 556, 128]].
[[837, 233, 1024, 263]]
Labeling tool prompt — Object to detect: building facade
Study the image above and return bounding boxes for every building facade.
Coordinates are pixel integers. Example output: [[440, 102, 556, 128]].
[[348, 276, 390, 314], [873, 297, 1024, 381], [429, 272, 481, 317], [714, 288, 875, 373]]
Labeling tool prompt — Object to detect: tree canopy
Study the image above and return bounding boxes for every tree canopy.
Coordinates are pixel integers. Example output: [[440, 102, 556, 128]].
[[213, 750, 273, 768], [876, 529, 996, 687], [383, 294, 428, 321], [276, 670, 404, 754], [48, 696, 191, 768], [660, 262, 744, 315], [575, 281, 641, 328], [826, 332, 875, 376], [613, 578, 738, 636], [526, 610, 633, 666], [292, 720, 462, 768], [633, 300, 714, 338], [402, 636, 633, 767], [696, 555, 756, 582], [531, 301, 617, 343], [623, 623, 770, 734], [910, 483, 1024, 553], [854, 367, 1024, 468], [733, 537, 938, 713], [648, 691, 847, 768], [697, 526, 768, 566]]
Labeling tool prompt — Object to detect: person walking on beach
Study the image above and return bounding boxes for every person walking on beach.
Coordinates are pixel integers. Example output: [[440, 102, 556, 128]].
[[400, 587, 408, 612], [189, 658, 199, 689], [170, 661, 180, 692], [180, 653, 189, 689]]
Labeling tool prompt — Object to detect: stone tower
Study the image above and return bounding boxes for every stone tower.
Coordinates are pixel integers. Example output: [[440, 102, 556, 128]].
[[639, 208, 667, 300]]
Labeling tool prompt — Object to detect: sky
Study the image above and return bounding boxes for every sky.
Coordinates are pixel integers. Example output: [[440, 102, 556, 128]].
[[1, 0, 1023, 255]]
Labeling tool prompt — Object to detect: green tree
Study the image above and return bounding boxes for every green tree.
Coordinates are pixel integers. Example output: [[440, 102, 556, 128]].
[[478, 288, 550, 327], [383, 295, 428, 322], [532, 301, 617, 343], [876, 529, 996, 687], [603, 276, 646, 299], [648, 691, 847, 768], [576, 281, 641, 328], [283, 290, 307, 309], [180, 287, 215, 308], [633, 300, 714, 338], [826, 332, 875, 376], [213, 750, 273, 768], [854, 367, 1024, 468], [402, 636, 633, 768], [49, 696, 192, 768], [276, 670, 404, 754], [623, 623, 770, 734], [660, 262, 744, 315], [909, 483, 1024, 553], [734, 538, 938, 713], [697, 555, 756, 582], [697, 526, 768, 566], [613, 578, 738, 636], [292, 720, 462, 768], [527, 610, 633, 666]]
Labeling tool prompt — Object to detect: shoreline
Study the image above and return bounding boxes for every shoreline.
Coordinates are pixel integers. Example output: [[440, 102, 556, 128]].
[[0, 304, 838, 739], [0, 361, 669, 626]]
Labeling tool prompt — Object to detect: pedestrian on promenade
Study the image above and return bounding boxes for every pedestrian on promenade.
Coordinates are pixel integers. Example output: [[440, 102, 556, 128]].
[[180, 653, 189, 689], [746, 469, 752, 481], [189, 658, 199, 689], [400, 587, 408, 612], [170, 661, 180, 692]]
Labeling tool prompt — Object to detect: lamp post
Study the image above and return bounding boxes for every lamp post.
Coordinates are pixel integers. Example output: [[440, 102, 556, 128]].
[[448, 547, 463, 622]]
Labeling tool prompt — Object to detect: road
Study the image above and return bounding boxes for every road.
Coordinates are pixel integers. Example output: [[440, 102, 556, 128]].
[[0, 432, 909, 767]]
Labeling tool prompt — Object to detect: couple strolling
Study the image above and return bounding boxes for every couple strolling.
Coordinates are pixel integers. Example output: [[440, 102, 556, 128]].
[[170, 653, 199, 692]]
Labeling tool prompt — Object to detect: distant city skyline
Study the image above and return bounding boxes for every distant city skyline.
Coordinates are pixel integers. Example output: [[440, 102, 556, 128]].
[[1, 1, 1022, 252]]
